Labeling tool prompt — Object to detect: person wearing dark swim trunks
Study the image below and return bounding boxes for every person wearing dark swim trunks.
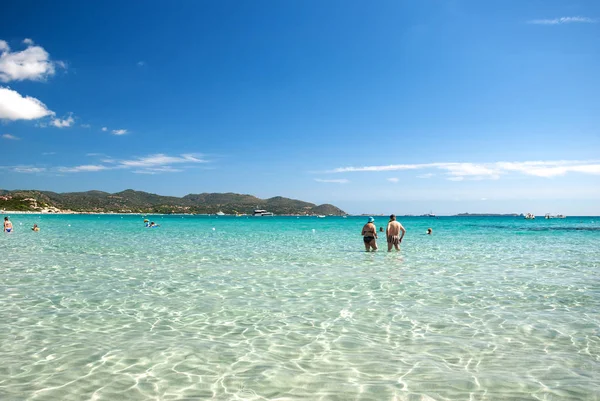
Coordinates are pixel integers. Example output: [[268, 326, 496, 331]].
[[361, 217, 378, 252], [4, 216, 13, 233], [386, 214, 406, 252]]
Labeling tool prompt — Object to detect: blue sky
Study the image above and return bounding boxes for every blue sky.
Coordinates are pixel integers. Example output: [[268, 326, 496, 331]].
[[1, 0, 599, 215]]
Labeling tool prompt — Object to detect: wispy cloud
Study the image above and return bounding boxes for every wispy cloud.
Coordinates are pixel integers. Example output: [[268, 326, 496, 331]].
[[387, 177, 399, 183], [112, 129, 128, 135], [528, 16, 596, 25], [101, 127, 108, 132], [50, 113, 74, 128], [327, 160, 600, 180], [57, 164, 109, 173], [0, 38, 65, 82], [51, 153, 207, 174], [137, 61, 146, 67], [417, 173, 434, 179], [13, 166, 46, 173], [315, 178, 349, 184], [2, 133, 19, 140], [81, 124, 91, 128], [118, 154, 204, 168]]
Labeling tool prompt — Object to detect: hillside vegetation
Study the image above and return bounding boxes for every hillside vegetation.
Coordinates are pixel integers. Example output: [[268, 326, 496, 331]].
[[0, 189, 346, 215]]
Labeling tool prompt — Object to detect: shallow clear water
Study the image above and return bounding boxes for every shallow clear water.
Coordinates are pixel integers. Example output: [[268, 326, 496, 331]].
[[1, 215, 599, 400]]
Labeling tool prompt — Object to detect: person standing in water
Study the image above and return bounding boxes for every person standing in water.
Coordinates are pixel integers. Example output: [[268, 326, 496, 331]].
[[4, 216, 13, 233], [386, 214, 406, 252], [361, 217, 378, 252]]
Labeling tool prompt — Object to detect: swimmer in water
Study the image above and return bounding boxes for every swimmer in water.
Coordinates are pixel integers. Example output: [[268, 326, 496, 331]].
[[32, 224, 40, 232], [4, 216, 13, 233], [361, 217, 378, 252], [386, 214, 406, 252], [427, 228, 432, 235]]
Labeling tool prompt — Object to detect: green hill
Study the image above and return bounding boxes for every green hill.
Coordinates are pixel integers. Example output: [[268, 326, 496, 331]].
[[0, 189, 346, 215]]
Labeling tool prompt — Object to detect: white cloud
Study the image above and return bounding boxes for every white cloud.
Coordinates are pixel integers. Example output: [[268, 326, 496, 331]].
[[314, 178, 349, 184], [328, 160, 600, 180], [528, 16, 596, 25], [58, 164, 110, 173], [2, 133, 19, 140], [101, 127, 108, 132], [387, 177, 399, 183], [53, 153, 207, 174], [0, 39, 63, 82], [417, 173, 434, 179], [13, 166, 45, 173], [442, 163, 500, 180], [0, 86, 54, 120], [119, 153, 205, 167], [137, 61, 146, 67], [332, 164, 421, 173], [81, 124, 91, 128], [50, 113, 74, 128], [112, 129, 128, 135]]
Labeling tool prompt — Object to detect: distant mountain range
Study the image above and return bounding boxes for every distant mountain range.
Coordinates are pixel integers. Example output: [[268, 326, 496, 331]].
[[0, 189, 346, 215]]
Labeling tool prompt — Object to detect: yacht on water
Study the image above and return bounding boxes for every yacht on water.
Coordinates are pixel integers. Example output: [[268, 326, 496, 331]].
[[216, 211, 225, 216], [525, 213, 535, 219], [545, 213, 566, 219], [253, 209, 274, 216]]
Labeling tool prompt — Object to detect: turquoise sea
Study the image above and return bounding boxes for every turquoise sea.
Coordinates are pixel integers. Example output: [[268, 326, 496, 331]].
[[1, 214, 599, 400]]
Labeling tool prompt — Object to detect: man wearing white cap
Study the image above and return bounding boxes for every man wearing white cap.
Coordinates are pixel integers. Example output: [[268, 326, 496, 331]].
[[361, 217, 378, 252]]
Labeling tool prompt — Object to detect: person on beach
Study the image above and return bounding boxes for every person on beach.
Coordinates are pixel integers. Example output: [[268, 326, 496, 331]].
[[32, 224, 40, 232], [361, 217, 378, 252], [386, 214, 406, 252], [4, 216, 13, 233]]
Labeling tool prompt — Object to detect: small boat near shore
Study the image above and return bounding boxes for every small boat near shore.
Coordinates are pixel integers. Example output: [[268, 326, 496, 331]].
[[525, 213, 535, 219], [253, 209, 274, 216]]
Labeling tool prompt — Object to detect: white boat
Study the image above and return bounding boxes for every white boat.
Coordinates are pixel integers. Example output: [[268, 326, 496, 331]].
[[253, 209, 274, 216], [216, 211, 225, 216], [317, 215, 326, 218], [545, 213, 552, 219], [525, 213, 535, 220]]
